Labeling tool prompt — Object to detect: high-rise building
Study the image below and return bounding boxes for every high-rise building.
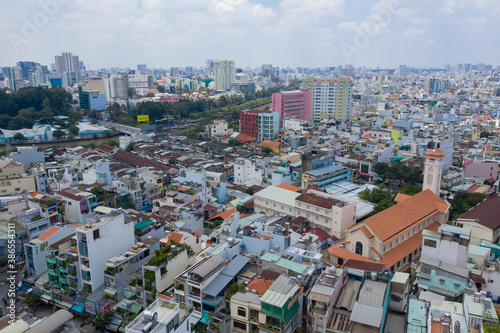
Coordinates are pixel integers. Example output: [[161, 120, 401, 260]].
[[311, 77, 352, 122], [137, 64, 147, 71], [240, 109, 279, 142], [339, 65, 354, 77], [397, 65, 410, 76], [214, 60, 235, 90], [28, 66, 46, 87], [17, 61, 40, 79], [7, 66, 24, 91], [261, 64, 273, 75], [425, 79, 449, 94], [105, 74, 128, 100], [271, 90, 311, 126], [54, 52, 80, 74]]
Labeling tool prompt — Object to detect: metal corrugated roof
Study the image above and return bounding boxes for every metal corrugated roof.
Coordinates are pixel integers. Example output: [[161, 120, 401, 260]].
[[220, 255, 250, 276], [254, 186, 301, 207], [203, 274, 233, 297], [191, 256, 225, 279]]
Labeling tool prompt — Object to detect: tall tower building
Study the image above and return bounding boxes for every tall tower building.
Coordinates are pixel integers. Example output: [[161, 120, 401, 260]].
[[54, 52, 80, 74], [7, 66, 23, 91], [423, 149, 445, 195], [311, 77, 352, 122], [214, 60, 235, 91]]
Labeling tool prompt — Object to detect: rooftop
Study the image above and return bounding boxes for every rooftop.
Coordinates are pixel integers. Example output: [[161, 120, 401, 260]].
[[458, 195, 500, 230]]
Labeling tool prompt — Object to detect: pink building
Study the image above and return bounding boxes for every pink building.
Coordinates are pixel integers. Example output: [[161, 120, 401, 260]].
[[463, 159, 499, 180], [271, 90, 311, 126]]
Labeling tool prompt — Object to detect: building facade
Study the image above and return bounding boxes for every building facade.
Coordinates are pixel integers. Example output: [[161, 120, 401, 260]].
[[311, 77, 352, 122], [271, 90, 311, 126], [214, 60, 235, 91]]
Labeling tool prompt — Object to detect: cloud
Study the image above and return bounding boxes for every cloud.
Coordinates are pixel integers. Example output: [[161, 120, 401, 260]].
[[404, 27, 428, 36], [337, 21, 357, 30], [280, 0, 345, 19], [425, 39, 436, 44], [209, 0, 276, 23]]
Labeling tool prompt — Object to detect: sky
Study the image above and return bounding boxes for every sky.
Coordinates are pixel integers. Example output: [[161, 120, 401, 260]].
[[1, 0, 499, 69]]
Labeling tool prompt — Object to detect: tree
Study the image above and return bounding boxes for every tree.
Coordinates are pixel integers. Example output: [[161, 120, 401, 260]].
[[227, 138, 242, 146], [125, 142, 134, 152], [13, 133, 25, 141], [157, 85, 165, 93], [261, 147, 272, 155], [68, 124, 79, 136], [90, 118, 98, 124], [128, 87, 136, 98], [53, 130, 65, 139], [94, 311, 113, 328], [90, 186, 103, 197], [20, 293, 43, 308], [246, 188, 254, 195], [396, 185, 422, 196]]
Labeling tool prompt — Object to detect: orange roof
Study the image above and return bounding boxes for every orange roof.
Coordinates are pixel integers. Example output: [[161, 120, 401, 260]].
[[486, 146, 492, 152], [70, 247, 78, 254], [69, 224, 84, 228], [158, 294, 172, 301], [363, 189, 449, 244], [28, 191, 43, 198], [379, 221, 440, 268], [324, 241, 377, 264], [257, 140, 285, 150], [177, 187, 189, 192], [166, 232, 183, 245], [208, 209, 237, 221], [424, 148, 445, 159], [359, 226, 373, 239], [192, 231, 202, 237], [276, 183, 301, 192], [247, 278, 273, 295], [37, 226, 61, 241], [394, 193, 412, 203]]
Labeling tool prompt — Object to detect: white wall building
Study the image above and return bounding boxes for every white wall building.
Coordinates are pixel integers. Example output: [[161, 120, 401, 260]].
[[214, 60, 235, 91], [76, 211, 135, 292], [205, 119, 228, 138]]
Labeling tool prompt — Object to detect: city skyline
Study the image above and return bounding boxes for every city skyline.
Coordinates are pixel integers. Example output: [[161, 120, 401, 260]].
[[1, 0, 499, 69]]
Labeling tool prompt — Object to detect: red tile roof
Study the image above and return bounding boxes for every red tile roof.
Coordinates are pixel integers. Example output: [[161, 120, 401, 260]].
[[246, 278, 273, 295], [276, 183, 301, 192], [305, 228, 331, 242], [37, 226, 61, 241], [458, 195, 500, 230], [296, 194, 341, 209]]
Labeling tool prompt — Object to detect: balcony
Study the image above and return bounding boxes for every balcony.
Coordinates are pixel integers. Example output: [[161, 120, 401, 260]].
[[47, 257, 57, 265]]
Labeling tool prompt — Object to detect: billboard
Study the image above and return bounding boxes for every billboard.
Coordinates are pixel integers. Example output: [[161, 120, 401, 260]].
[[137, 115, 149, 122]]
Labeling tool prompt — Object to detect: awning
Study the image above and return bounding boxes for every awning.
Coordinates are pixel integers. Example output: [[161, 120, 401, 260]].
[[41, 294, 52, 303], [134, 220, 154, 230], [129, 303, 143, 314], [104, 288, 117, 297], [71, 304, 85, 313], [17, 284, 30, 294], [60, 301, 73, 310]]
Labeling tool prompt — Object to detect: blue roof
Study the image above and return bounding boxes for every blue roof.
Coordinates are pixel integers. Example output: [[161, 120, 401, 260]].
[[203, 274, 233, 297], [305, 164, 348, 176], [220, 255, 250, 276]]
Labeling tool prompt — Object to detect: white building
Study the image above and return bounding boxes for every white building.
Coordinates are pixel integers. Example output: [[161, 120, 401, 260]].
[[105, 74, 128, 100], [76, 211, 135, 292], [214, 60, 235, 91], [283, 119, 312, 132], [119, 135, 132, 150], [128, 74, 153, 89], [254, 187, 357, 238], [233, 158, 269, 186], [82, 160, 112, 185], [205, 119, 228, 138], [33, 167, 48, 194], [312, 77, 353, 122]]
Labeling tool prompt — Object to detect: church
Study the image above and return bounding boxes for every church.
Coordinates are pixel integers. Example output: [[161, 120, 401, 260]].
[[323, 149, 450, 271]]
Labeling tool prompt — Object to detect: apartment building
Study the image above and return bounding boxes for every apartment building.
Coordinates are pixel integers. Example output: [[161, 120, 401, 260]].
[[104, 237, 160, 301], [55, 189, 97, 224], [309, 77, 353, 122], [214, 60, 235, 91], [272, 90, 311, 126], [75, 211, 135, 292], [239, 110, 280, 142], [205, 119, 228, 139]]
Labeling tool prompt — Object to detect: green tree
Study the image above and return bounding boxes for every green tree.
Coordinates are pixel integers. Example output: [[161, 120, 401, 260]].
[[157, 85, 165, 93], [94, 311, 112, 328], [125, 142, 134, 152], [68, 124, 79, 136], [245, 188, 254, 195], [396, 185, 422, 196], [91, 118, 98, 124], [13, 133, 25, 141], [261, 147, 272, 155], [128, 87, 136, 98], [227, 138, 242, 146], [53, 130, 65, 139], [20, 293, 43, 308]]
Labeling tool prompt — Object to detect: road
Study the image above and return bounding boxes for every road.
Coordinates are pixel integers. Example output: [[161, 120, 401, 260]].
[[101, 121, 141, 135]]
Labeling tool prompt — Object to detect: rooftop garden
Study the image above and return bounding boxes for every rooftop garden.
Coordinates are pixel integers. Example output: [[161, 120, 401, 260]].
[[147, 241, 188, 266]]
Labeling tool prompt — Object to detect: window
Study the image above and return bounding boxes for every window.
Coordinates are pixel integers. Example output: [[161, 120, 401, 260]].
[[297, 202, 301, 207], [234, 320, 246, 330], [237, 307, 246, 317], [423, 239, 436, 248], [355, 242, 363, 256]]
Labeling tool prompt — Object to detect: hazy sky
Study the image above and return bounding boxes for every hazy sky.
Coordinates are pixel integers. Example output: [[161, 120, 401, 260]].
[[1, 0, 499, 69]]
